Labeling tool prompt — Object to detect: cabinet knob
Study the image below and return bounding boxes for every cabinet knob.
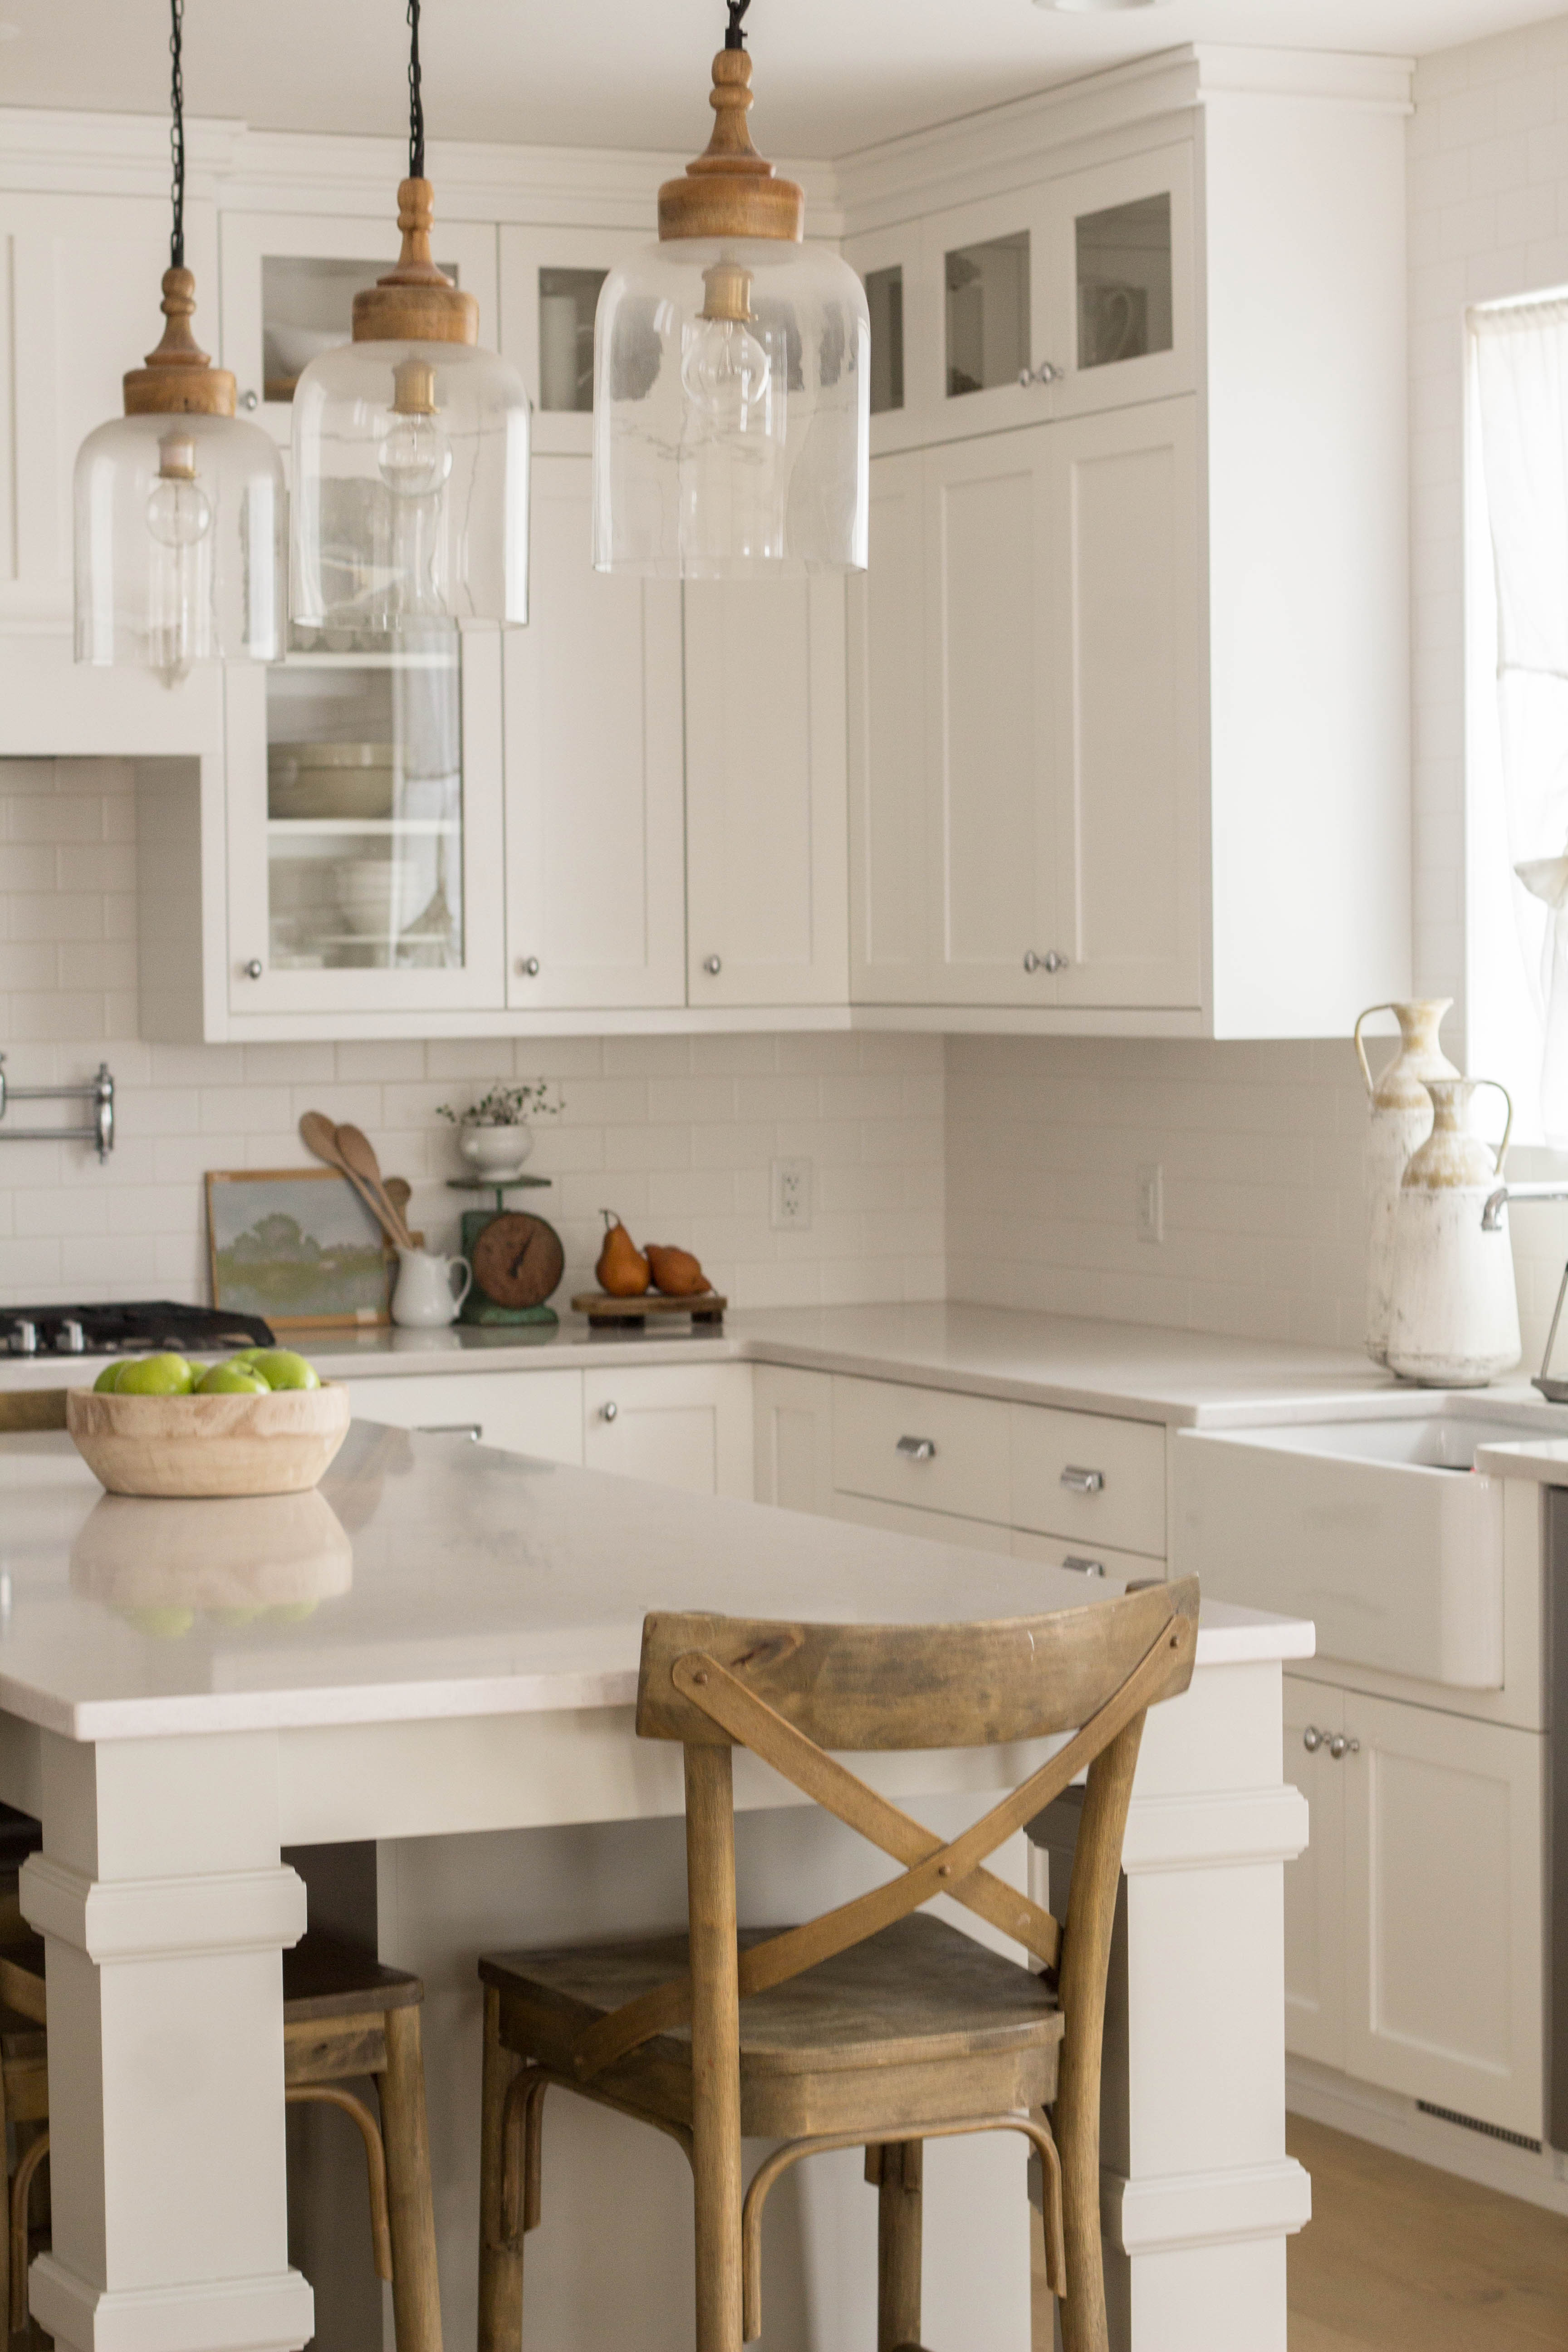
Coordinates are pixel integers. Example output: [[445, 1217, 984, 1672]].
[[518, 956, 540, 977], [1328, 1734, 1361, 1760], [895, 1435, 936, 1462], [1301, 1725, 1323, 1752], [240, 389, 260, 412], [1059, 1464, 1104, 1494], [1019, 361, 1066, 388], [1023, 950, 1070, 975], [702, 955, 722, 976], [242, 959, 264, 980], [599, 1400, 618, 1422]]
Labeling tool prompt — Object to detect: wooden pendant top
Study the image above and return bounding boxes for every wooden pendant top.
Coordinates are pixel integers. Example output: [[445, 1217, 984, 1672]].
[[122, 268, 238, 419], [658, 50, 804, 244], [353, 179, 479, 347]]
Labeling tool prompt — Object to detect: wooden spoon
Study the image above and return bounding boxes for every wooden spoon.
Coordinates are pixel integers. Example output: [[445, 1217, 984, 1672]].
[[298, 1112, 407, 1249], [334, 1122, 417, 1251]]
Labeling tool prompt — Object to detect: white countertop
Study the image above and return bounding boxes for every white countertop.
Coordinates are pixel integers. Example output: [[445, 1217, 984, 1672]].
[[0, 1424, 1311, 1743]]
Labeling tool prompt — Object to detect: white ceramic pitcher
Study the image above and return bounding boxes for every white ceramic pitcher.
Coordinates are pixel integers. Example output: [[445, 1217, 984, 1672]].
[[391, 1246, 472, 1329], [1355, 1000, 1460, 1365], [1385, 1077, 1519, 1387]]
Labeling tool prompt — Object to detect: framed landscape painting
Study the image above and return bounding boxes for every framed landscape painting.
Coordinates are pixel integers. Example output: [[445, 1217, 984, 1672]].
[[206, 1168, 392, 1328]]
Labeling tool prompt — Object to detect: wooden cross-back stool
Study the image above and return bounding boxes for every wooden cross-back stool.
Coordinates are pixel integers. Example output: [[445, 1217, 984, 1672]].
[[477, 1575, 1199, 2352], [0, 1929, 444, 2352]]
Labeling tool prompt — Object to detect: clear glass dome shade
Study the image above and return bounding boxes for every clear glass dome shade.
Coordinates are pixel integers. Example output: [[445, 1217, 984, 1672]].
[[593, 236, 869, 577], [74, 411, 285, 684], [290, 340, 531, 637]]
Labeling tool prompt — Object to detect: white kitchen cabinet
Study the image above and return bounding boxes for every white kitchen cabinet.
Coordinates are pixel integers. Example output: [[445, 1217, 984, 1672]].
[[683, 578, 849, 1007], [0, 189, 201, 624], [830, 1491, 1016, 1556], [217, 210, 500, 450], [850, 406, 1201, 1013], [503, 457, 686, 1011], [341, 1369, 584, 1464], [1282, 1676, 1347, 2071], [497, 225, 640, 457], [753, 1366, 836, 1516], [1010, 1529, 1164, 1581], [583, 1365, 754, 1499]]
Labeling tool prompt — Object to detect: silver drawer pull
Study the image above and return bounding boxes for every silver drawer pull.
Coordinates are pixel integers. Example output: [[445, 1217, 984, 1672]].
[[896, 1435, 936, 1462], [1302, 1725, 1323, 1753], [1060, 1465, 1104, 1494], [600, 1401, 618, 1422], [1061, 1554, 1105, 1578], [1328, 1734, 1361, 1761], [416, 1423, 482, 1441]]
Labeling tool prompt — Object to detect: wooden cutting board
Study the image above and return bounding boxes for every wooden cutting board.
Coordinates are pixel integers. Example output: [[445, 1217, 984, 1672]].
[[570, 1292, 727, 1328]]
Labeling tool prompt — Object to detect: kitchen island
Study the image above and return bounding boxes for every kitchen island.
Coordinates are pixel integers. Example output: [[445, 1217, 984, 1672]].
[[0, 1420, 1311, 2352]]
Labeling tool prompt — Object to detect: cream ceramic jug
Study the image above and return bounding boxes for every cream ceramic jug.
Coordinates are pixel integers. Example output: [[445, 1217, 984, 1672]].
[[1355, 1000, 1460, 1365], [391, 1246, 472, 1329], [1385, 1078, 1519, 1387]]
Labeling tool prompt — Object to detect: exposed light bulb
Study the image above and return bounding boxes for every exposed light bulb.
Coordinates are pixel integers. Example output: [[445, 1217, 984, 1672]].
[[145, 434, 214, 687], [681, 317, 773, 436], [377, 411, 454, 500]]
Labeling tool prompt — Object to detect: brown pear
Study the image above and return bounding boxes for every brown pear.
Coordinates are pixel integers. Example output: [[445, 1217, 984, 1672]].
[[596, 1210, 651, 1297], [646, 1244, 711, 1298]]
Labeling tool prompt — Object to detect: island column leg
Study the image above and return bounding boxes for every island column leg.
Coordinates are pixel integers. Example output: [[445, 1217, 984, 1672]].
[[20, 1726, 314, 2352]]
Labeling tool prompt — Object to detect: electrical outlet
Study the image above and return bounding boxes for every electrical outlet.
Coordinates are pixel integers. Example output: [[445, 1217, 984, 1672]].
[[1136, 1163, 1164, 1245], [771, 1157, 813, 1231]]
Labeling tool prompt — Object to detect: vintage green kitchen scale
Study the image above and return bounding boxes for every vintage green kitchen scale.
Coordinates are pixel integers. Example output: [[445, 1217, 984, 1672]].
[[447, 1176, 566, 1328]]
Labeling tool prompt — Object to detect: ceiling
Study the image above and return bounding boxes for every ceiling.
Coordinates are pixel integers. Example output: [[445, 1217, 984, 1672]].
[[0, 0, 1562, 158]]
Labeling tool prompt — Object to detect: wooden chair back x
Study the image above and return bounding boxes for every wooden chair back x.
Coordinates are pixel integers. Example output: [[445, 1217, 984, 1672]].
[[478, 1575, 1198, 2352]]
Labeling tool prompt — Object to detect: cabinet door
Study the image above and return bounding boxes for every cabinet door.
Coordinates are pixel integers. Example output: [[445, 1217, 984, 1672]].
[[1282, 1677, 1346, 2070], [1043, 145, 1196, 423], [830, 1491, 1017, 1554], [848, 453, 931, 1003], [1342, 1695, 1545, 2139], [583, 1366, 755, 1499], [218, 211, 500, 449], [1050, 399, 1203, 1011], [684, 577, 849, 1006], [226, 632, 507, 1020], [753, 1366, 835, 1515], [843, 221, 935, 461], [504, 456, 685, 1009], [0, 189, 187, 622], [924, 426, 1060, 1005], [915, 190, 1060, 450], [342, 1370, 584, 1464], [498, 226, 641, 458]]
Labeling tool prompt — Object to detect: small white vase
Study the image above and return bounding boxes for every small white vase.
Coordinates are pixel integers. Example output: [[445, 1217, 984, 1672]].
[[1356, 999, 1460, 1367], [391, 1247, 473, 1328], [1385, 1077, 1519, 1387], [457, 1122, 534, 1182]]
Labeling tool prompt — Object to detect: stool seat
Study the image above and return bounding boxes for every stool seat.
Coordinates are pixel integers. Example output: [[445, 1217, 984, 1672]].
[[483, 1913, 1062, 2138]]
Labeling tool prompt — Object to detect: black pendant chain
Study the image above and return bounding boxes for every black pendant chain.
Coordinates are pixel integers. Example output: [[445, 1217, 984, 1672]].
[[168, 0, 185, 269], [407, 0, 425, 179], [725, 0, 750, 50]]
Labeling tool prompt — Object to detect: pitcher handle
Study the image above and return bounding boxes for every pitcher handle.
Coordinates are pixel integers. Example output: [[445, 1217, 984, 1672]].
[[1353, 1003, 1400, 1100], [1475, 1078, 1514, 1174], [449, 1254, 473, 1309]]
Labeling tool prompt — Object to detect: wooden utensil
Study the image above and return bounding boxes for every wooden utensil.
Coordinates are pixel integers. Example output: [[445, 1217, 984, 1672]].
[[383, 1177, 423, 1249], [334, 1123, 417, 1251], [298, 1112, 406, 1249]]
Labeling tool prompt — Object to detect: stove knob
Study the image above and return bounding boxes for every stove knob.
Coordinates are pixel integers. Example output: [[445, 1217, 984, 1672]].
[[55, 1320, 86, 1353], [7, 1321, 38, 1357]]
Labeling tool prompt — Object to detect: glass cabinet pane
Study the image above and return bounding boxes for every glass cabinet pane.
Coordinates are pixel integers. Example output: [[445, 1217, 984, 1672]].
[[265, 643, 464, 973], [1075, 194, 1172, 372], [945, 232, 1029, 398], [538, 267, 607, 412], [261, 253, 460, 404], [865, 266, 904, 415]]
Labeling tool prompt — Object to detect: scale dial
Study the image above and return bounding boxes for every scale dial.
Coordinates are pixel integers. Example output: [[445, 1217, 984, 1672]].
[[470, 1212, 566, 1311]]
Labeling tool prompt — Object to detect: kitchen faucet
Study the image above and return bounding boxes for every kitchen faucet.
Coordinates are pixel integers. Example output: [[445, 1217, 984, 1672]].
[[1479, 1182, 1568, 1399]]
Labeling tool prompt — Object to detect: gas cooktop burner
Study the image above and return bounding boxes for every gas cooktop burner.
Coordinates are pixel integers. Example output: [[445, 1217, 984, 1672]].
[[3, 1301, 275, 1359]]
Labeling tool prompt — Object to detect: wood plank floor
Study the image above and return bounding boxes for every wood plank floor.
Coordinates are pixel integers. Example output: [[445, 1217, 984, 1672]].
[[1029, 2115, 1568, 2350]]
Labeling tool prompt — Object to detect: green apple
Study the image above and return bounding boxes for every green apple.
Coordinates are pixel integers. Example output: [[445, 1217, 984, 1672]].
[[249, 1348, 320, 1392], [93, 1362, 123, 1393], [124, 1606, 195, 1639], [116, 1353, 196, 1396], [228, 1347, 266, 1363], [198, 1362, 270, 1395]]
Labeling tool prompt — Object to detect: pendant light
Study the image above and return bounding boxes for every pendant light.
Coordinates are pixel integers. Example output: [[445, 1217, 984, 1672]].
[[289, 1, 530, 639], [593, 0, 869, 578], [74, 0, 285, 686]]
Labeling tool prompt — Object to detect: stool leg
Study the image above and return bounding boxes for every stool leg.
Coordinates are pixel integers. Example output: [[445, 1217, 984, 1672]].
[[877, 2139, 922, 2352], [377, 2006, 442, 2352], [479, 1989, 524, 2352]]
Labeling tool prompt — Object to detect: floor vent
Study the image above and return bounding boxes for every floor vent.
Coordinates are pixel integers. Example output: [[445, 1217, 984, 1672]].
[[1416, 2099, 1542, 2153]]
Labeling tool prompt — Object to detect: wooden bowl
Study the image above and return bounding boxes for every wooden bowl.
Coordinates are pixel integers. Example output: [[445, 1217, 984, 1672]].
[[65, 1382, 351, 1499]]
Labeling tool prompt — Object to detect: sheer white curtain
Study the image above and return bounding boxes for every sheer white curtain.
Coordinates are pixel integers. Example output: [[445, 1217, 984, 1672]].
[[1472, 296, 1568, 1140]]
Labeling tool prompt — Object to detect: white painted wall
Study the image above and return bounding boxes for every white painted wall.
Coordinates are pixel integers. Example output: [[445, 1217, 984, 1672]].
[[0, 759, 945, 1312]]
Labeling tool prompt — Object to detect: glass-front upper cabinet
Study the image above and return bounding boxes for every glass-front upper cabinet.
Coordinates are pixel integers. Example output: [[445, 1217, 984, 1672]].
[[224, 631, 505, 1019], [499, 227, 646, 456], [847, 143, 1193, 450], [218, 213, 501, 451]]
